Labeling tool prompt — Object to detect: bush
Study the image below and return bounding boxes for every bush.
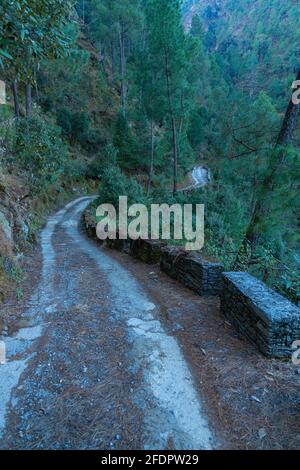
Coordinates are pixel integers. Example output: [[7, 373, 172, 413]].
[[56, 108, 73, 135], [56, 109, 102, 151], [57, 109, 89, 141], [87, 144, 118, 179], [79, 127, 103, 152], [113, 113, 139, 169], [64, 157, 87, 180], [71, 111, 89, 137], [15, 116, 68, 192], [98, 165, 145, 208]]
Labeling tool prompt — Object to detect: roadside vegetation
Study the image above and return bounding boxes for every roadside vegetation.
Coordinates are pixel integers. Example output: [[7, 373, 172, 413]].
[[1, 0, 299, 304]]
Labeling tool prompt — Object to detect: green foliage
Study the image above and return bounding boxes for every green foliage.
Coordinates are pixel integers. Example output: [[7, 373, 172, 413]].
[[144, 0, 196, 149], [15, 116, 67, 191], [0, 0, 299, 307], [88, 0, 142, 52], [71, 111, 90, 138], [38, 29, 114, 152], [87, 144, 118, 179], [113, 113, 138, 169], [63, 157, 87, 180], [98, 166, 145, 208], [0, 0, 74, 80], [57, 109, 101, 150], [184, 0, 300, 106]]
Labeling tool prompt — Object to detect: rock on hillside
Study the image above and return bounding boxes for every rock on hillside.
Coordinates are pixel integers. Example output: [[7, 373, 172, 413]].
[[0, 172, 32, 299]]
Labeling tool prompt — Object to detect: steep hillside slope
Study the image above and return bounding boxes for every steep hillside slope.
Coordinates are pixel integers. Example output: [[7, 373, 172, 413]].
[[0, 17, 117, 304], [183, 0, 300, 103]]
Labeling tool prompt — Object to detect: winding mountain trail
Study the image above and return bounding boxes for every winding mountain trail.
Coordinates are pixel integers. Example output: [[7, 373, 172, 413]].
[[180, 166, 211, 193], [0, 197, 214, 450], [0, 197, 298, 450], [191, 167, 211, 188]]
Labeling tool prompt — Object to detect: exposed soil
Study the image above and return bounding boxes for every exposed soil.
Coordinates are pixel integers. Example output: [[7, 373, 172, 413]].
[[105, 250, 300, 450], [0, 198, 212, 450], [0, 197, 299, 450]]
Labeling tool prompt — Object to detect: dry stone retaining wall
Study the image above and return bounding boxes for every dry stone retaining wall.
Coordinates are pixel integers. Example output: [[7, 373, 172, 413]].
[[82, 208, 223, 295], [83, 207, 300, 358], [221, 272, 300, 358], [160, 246, 224, 296]]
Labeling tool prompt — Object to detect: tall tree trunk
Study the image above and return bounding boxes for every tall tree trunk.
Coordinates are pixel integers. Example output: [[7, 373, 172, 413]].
[[235, 70, 300, 267], [99, 46, 107, 76], [164, 49, 178, 195], [34, 66, 39, 102], [82, 0, 85, 23], [179, 90, 185, 134], [277, 70, 300, 147], [25, 84, 32, 117], [147, 119, 155, 195], [119, 24, 126, 116], [35, 81, 39, 103], [171, 117, 178, 195], [111, 40, 115, 79], [11, 80, 20, 119]]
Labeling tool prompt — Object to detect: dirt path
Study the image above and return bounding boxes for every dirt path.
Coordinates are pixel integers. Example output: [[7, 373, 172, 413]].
[[0, 198, 214, 450], [0, 197, 299, 450], [179, 165, 211, 192]]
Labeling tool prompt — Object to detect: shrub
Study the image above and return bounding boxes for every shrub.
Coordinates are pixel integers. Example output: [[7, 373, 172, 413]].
[[15, 116, 67, 192], [79, 127, 102, 152], [64, 157, 87, 180], [56, 109, 102, 151], [56, 108, 72, 135], [87, 144, 118, 179], [70, 111, 89, 138], [113, 113, 139, 169], [98, 165, 145, 208]]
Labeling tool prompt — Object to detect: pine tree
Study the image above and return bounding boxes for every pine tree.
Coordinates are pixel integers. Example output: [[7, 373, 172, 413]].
[[145, 0, 191, 194], [113, 113, 138, 169], [235, 71, 300, 265], [88, 0, 142, 115]]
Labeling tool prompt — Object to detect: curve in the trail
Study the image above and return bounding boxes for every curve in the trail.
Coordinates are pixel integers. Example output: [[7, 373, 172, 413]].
[[191, 166, 211, 188], [0, 197, 92, 437], [0, 197, 214, 450], [180, 166, 211, 193]]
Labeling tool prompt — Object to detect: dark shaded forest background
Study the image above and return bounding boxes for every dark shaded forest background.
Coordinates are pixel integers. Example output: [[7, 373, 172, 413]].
[[0, 0, 300, 303]]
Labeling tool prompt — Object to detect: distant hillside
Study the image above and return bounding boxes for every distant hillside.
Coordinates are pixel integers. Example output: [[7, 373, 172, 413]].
[[183, 0, 300, 104]]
